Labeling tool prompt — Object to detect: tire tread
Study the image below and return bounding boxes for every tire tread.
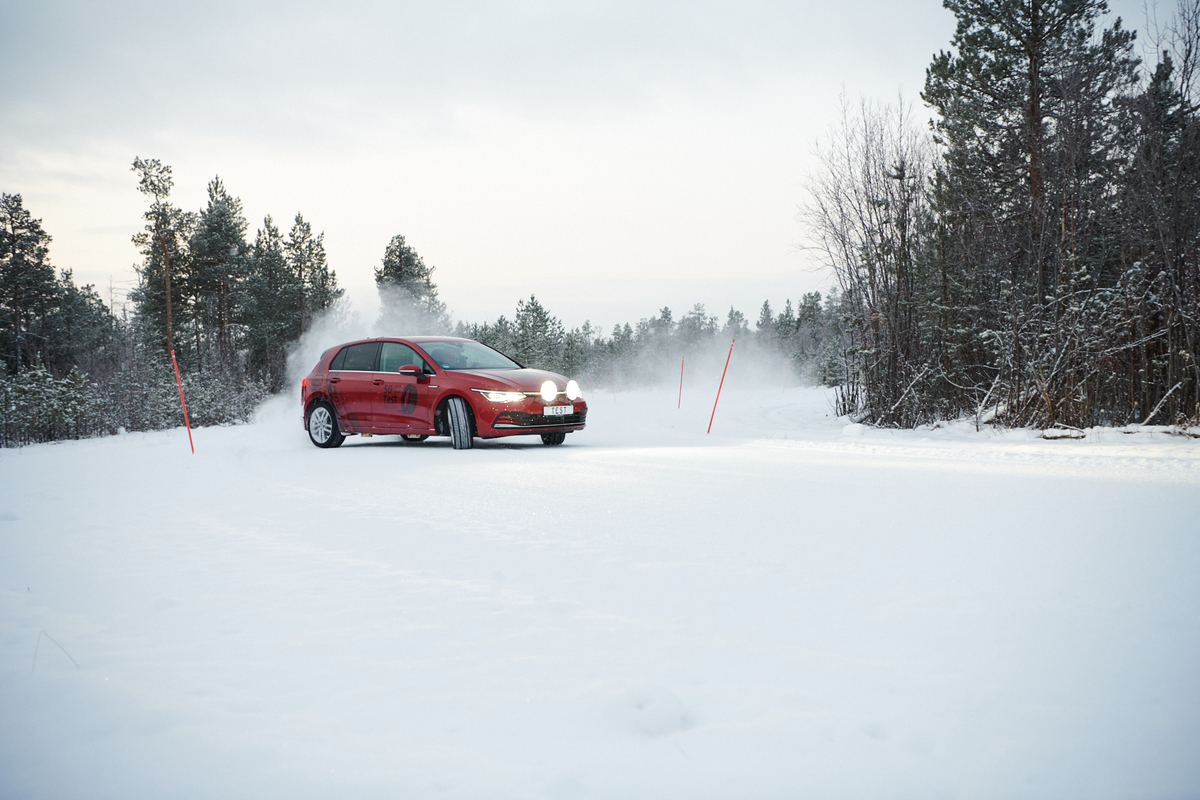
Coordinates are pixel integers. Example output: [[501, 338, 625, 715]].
[[446, 396, 473, 450]]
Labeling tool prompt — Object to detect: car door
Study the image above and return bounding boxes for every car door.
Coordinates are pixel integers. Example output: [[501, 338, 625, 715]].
[[374, 341, 435, 431], [329, 341, 380, 432]]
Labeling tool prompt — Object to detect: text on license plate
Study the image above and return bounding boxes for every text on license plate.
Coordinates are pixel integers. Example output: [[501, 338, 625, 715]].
[[543, 405, 572, 416]]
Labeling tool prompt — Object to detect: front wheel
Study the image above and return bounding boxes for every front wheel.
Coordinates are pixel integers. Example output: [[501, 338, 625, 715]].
[[402, 434, 429, 443], [307, 402, 345, 448], [445, 396, 474, 450], [541, 432, 566, 446]]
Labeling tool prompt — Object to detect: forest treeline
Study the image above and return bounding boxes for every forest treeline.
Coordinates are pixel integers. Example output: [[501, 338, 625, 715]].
[[3, 0, 1198, 445], [0, 182, 840, 446], [806, 0, 1200, 428], [451, 293, 848, 391], [0, 158, 345, 446], [369, 233, 849, 386]]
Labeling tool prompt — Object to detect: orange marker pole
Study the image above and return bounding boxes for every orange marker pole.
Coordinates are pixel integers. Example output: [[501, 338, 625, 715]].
[[707, 339, 735, 434], [171, 350, 195, 454], [678, 355, 685, 409]]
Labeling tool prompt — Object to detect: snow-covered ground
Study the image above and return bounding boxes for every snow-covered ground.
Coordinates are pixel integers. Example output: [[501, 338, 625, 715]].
[[2, 384, 1199, 799]]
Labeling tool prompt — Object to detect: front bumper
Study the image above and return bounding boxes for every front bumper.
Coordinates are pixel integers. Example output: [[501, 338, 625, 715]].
[[490, 408, 588, 429]]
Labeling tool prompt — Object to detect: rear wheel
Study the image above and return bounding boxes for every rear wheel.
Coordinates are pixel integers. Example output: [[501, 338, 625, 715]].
[[446, 396, 474, 450], [307, 402, 345, 448], [541, 432, 566, 446]]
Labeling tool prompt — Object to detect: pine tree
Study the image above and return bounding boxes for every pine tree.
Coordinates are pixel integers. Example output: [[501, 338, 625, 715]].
[[923, 0, 1138, 422], [188, 177, 248, 369], [0, 193, 57, 373], [285, 213, 342, 334], [611, 322, 634, 360], [562, 322, 595, 378], [44, 270, 117, 380], [756, 300, 775, 348], [513, 295, 564, 369], [131, 157, 193, 357], [677, 303, 718, 349], [795, 292, 826, 359], [476, 315, 517, 355], [722, 307, 749, 339], [1114, 36, 1200, 423], [636, 307, 674, 351], [775, 299, 797, 350], [375, 234, 448, 333], [241, 217, 297, 390]]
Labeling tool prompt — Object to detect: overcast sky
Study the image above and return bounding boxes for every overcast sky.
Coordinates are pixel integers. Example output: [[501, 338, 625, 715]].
[[0, 0, 1152, 329]]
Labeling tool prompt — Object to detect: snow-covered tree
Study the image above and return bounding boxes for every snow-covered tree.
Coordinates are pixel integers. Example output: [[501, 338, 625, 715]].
[[375, 234, 448, 333], [0, 193, 57, 374], [285, 213, 342, 334], [513, 295, 565, 369]]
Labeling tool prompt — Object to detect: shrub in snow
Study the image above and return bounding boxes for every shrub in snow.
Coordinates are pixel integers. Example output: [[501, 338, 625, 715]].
[[0, 365, 109, 446], [0, 360, 268, 448]]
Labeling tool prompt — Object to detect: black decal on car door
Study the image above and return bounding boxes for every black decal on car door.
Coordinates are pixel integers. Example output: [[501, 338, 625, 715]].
[[400, 385, 418, 414]]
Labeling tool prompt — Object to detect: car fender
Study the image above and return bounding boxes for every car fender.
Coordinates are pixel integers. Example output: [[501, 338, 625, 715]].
[[304, 380, 349, 425]]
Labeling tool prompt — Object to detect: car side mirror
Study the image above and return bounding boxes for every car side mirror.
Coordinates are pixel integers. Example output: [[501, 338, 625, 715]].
[[397, 364, 423, 376]]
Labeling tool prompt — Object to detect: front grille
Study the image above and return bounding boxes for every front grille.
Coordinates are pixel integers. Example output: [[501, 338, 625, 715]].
[[492, 408, 587, 429]]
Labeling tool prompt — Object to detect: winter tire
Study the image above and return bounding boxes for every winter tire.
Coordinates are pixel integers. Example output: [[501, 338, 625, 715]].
[[307, 402, 345, 448], [446, 396, 473, 450], [541, 432, 566, 446], [402, 434, 429, 443]]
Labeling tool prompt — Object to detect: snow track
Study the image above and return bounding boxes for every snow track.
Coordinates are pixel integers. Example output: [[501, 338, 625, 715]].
[[2, 387, 1198, 799]]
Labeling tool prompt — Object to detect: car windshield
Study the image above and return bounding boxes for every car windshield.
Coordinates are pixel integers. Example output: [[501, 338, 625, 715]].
[[419, 340, 521, 370]]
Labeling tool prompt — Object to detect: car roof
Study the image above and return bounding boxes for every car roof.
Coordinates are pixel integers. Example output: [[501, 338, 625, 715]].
[[335, 336, 473, 345]]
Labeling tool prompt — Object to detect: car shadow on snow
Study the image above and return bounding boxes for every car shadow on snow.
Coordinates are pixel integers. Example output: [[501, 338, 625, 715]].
[[338, 435, 581, 451], [334, 429, 741, 451]]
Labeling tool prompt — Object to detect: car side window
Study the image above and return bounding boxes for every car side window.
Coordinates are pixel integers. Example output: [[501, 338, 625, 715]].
[[341, 342, 380, 371], [329, 347, 347, 371], [378, 342, 430, 373]]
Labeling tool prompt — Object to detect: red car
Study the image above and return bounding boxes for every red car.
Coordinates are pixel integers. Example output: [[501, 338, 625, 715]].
[[301, 336, 587, 450]]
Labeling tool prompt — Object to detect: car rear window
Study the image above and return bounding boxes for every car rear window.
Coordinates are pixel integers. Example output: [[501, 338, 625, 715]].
[[338, 342, 379, 371]]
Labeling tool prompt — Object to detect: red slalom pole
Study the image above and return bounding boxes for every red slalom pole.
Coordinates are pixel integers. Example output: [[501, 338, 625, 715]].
[[678, 355, 685, 409], [707, 339, 735, 434], [170, 350, 195, 454]]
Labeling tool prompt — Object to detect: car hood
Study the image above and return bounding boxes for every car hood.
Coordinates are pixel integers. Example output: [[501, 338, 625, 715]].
[[454, 368, 567, 392]]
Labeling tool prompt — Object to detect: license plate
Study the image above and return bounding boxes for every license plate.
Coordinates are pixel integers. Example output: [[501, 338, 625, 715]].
[[543, 405, 572, 416]]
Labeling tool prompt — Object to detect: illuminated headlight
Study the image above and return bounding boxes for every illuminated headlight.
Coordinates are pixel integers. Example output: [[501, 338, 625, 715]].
[[483, 390, 524, 403], [540, 381, 558, 402], [566, 379, 582, 401]]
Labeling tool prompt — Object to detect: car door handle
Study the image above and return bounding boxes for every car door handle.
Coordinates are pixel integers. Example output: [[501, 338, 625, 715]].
[[330, 377, 340, 384], [372, 378, 384, 385]]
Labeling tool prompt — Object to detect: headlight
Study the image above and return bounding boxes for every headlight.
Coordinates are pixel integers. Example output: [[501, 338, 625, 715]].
[[483, 390, 524, 403], [566, 379, 582, 401], [540, 381, 558, 402]]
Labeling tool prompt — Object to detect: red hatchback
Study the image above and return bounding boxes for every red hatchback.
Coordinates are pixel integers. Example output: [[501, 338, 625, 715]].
[[301, 336, 587, 449]]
